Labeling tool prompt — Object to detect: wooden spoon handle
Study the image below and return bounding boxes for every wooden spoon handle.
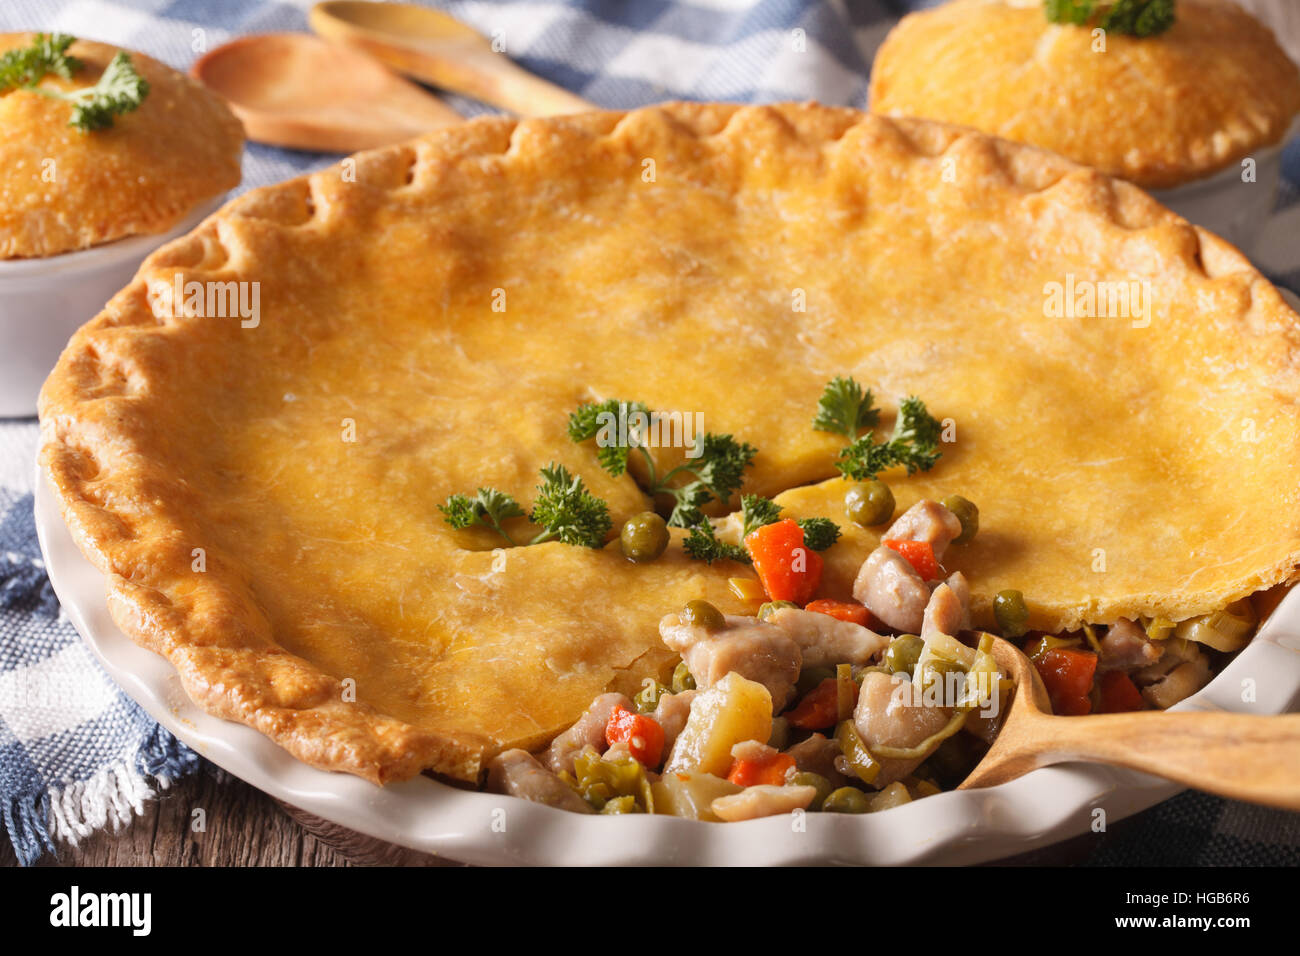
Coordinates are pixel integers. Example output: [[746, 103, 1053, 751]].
[[325, 34, 591, 117], [413, 43, 592, 116], [1020, 711, 1300, 810]]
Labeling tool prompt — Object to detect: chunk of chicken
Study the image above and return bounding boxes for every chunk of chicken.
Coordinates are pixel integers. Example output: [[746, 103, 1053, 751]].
[[729, 739, 789, 773], [853, 670, 953, 786], [1099, 619, 1165, 672], [883, 500, 963, 562], [542, 692, 631, 775], [853, 546, 930, 634], [784, 732, 849, 788], [711, 785, 818, 822], [1136, 640, 1210, 709], [659, 612, 801, 711], [767, 607, 891, 667], [602, 742, 633, 763], [487, 749, 594, 813], [652, 689, 697, 754], [921, 575, 971, 643]]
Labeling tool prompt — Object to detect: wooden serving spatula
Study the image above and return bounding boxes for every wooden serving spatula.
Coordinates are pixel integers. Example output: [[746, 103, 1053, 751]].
[[959, 634, 1300, 810], [309, 1, 594, 116]]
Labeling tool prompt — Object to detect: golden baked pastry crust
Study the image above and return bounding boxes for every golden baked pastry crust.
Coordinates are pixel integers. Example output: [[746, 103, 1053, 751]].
[[869, 0, 1300, 190], [0, 34, 244, 259], [39, 102, 1300, 785]]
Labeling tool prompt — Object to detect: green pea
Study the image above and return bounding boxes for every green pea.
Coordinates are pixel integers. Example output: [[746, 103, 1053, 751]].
[[917, 656, 965, 695], [620, 511, 669, 562], [633, 680, 668, 714], [994, 589, 1030, 639], [822, 786, 871, 814], [790, 772, 834, 810], [941, 495, 979, 545], [682, 599, 725, 631], [845, 480, 895, 527], [759, 600, 797, 622], [671, 661, 697, 694], [883, 634, 925, 678]]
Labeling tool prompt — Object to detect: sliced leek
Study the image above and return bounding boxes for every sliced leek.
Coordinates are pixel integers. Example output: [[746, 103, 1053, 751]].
[[1173, 600, 1256, 652]]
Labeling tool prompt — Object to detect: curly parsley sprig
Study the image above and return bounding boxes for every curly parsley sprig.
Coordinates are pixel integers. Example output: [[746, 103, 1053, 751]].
[[439, 463, 611, 549], [682, 521, 748, 565], [814, 377, 943, 482], [2, 35, 149, 130], [0, 33, 80, 91], [796, 517, 842, 552], [812, 375, 880, 441], [1044, 0, 1174, 37], [568, 398, 756, 527]]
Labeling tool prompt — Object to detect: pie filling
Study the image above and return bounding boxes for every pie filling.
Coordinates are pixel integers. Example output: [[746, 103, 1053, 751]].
[[480, 390, 1263, 820], [489, 505, 1261, 819]]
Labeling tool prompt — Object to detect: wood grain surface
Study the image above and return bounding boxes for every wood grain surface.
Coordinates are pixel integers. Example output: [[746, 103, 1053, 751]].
[[0, 766, 355, 868]]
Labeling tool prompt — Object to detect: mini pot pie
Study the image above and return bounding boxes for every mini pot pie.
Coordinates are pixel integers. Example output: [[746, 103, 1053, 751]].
[[38, 103, 1300, 799], [0, 34, 244, 259], [868, 0, 1300, 192]]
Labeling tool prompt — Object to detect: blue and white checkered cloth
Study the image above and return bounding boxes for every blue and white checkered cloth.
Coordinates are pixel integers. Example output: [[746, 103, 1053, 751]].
[[3, 0, 1300, 866]]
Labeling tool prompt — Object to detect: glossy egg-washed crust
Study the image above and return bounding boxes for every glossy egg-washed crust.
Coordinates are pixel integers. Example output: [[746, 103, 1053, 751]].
[[39, 102, 1300, 785], [0, 34, 244, 259], [869, 0, 1300, 190]]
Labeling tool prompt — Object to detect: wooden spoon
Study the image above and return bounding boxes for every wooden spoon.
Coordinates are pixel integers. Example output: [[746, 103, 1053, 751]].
[[309, 1, 593, 116], [959, 635, 1300, 810], [192, 33, 462, 152]]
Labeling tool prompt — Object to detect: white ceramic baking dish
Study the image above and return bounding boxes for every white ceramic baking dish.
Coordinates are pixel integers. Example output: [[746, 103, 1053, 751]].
[[1151, 124, 1296, 255], [0, 196, 226, 419]]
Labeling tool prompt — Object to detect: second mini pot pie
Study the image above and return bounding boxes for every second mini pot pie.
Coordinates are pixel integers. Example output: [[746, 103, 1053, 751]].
[[869, 0, 1300, 191], [0, 34, 244, 259]]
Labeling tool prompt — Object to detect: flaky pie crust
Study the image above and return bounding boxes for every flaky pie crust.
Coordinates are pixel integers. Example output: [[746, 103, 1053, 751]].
[[0, 34, 244, 259], [869, 0, 1300, 190]]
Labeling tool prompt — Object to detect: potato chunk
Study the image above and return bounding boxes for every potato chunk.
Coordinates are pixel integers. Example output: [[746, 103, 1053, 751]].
[[651, 771, 741, 822], [663, 672, 773, 776]]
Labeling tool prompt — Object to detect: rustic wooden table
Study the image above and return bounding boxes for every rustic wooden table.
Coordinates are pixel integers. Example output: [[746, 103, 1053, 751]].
[[0, 766, 354, 867]]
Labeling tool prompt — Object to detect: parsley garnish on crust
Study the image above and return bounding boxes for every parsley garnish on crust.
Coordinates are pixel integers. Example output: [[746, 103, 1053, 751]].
[[0, 33, 81, 90], [812, 375, 879, 441], [439, 464, 611, 549], [812, 377, 943, 482], [568, 399, 756, 527], [1, 34, 149, 131], [1044, 0, 1174, 36], [831, 392, 943, 482]]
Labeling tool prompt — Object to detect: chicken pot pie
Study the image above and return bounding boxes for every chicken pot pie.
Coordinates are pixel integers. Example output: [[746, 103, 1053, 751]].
[[869, 0, 1300, 191], [38, 103, 1300, 799], [0, 33, 244, 259]]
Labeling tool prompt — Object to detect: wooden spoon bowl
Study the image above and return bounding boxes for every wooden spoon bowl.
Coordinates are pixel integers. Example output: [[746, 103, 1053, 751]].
[[192, 33, 461, 152], [959, 634, 1300, 810]]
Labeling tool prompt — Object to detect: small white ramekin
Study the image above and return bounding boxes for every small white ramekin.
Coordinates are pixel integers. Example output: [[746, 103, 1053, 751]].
[[1151, 123, 1296, 255], [0, 195, 226, 419]]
